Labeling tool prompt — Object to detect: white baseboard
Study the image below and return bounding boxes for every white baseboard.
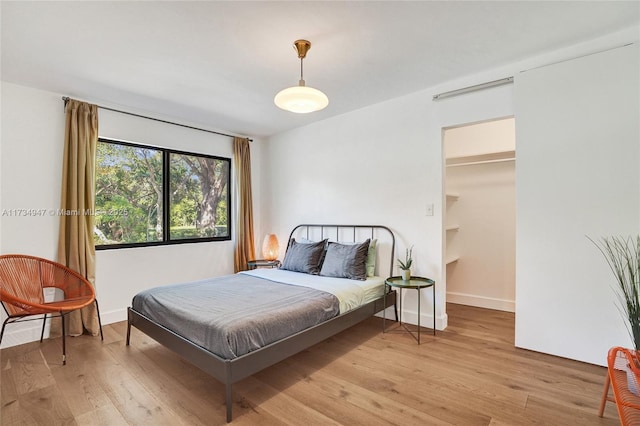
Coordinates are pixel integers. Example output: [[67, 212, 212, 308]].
[[100, 307, 127, 325], [0, 308, 128, 349], [0, 321, 48, 349], [446, 291, 515, 312], [399, 310, 448, 331], [376, 307, 448, 331]]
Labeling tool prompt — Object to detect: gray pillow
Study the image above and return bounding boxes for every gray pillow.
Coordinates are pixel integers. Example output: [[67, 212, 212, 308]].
[[281, 238, 327, 274], [299, 238, 329, 267], [320, 239, 370, 280]]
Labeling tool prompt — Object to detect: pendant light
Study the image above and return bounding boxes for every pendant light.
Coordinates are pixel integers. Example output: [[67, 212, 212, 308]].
[[274, 39, 329, 113]]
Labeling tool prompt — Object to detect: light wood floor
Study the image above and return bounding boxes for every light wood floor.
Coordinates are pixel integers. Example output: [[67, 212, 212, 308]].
[[1, 303, 620, 425]]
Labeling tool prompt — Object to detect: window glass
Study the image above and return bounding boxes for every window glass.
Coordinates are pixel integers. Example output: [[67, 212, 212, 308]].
[[95, 143, 163, 245], [169, 153, 229, 240], [95, 139, 231, 248]]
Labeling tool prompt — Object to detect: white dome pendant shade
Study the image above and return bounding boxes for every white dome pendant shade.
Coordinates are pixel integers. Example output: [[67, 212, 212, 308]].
[[274, 84, 329, 114], [274, 40, 329, 114]]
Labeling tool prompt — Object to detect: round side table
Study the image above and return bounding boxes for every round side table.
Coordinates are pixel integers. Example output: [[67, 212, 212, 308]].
[[383, 276, 435, 344], [247, 259, 281, 269]]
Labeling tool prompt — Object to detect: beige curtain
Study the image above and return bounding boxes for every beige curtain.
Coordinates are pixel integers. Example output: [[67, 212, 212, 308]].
[[55, 99, 100, 336], [233, 137, 255, 272]]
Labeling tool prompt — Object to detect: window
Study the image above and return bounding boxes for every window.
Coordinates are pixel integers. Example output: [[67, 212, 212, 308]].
[[95, 138, 231, 249]]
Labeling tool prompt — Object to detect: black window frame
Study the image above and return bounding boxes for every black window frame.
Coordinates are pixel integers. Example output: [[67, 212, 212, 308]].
[[95, 137, 232, 250]]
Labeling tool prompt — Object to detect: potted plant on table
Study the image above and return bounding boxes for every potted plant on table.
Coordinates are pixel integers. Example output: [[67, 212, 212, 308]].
[[398, 246, 413, 281], [591, 235, 640, 394]]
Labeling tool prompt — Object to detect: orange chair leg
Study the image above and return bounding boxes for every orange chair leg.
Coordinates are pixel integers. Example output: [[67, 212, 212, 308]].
[[95, 299, 104, 341], [40, 314, 47, 342], [0, 317, 9, 344], [599, 373, 611, 417], [61, 313, 66, 365]]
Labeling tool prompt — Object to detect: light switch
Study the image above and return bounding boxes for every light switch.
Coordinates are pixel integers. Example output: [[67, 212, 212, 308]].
[[426, 203, 434, 216]]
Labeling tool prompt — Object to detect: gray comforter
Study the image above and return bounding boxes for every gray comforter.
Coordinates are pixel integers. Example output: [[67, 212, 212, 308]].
[[131, 273, 340, 359]]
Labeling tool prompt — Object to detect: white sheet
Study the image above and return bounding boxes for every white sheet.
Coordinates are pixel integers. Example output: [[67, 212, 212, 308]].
[[240, 268, 384, 313]]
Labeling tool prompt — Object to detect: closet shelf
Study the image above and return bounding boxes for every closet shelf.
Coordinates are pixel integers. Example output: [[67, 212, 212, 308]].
[[446, 256, 460, 265], [446, 225, 460, 232], [446, 193, 459, 201], [446, 150, 515, 167]]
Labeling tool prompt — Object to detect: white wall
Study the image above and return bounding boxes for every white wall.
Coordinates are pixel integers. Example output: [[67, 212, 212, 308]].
[[264, 92, 443, 328], [445, 119, 516, 159], [1, 84, 64, 258], [515, 43, 639, 365], [0, 82, 264, 347]]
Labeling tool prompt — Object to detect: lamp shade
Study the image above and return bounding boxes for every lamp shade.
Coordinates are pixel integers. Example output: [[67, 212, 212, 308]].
[[274, 85, 329, 114], [262, 234, 280, 261]]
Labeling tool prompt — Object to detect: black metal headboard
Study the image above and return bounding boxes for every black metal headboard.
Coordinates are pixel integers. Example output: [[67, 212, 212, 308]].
[[287, 224, 396, 278]]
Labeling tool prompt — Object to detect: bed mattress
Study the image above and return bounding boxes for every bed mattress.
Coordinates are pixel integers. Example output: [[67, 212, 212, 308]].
[[240, 268, 386, 312], [131, 270, 385, 360]]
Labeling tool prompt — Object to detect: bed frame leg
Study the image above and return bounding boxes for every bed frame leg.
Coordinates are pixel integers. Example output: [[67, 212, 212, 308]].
[[226, 383, 233, 423], [394, 298, 398, 322], [126, 309, 132, 346]]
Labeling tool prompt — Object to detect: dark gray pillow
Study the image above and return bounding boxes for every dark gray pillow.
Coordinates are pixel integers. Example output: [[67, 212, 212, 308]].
[[281, 238, 327, 274], [320, 239, 370, 280]]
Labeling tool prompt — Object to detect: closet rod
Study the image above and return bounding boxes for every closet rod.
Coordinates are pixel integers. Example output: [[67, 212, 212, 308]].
[[62, 96, 253, 142], [446, 157, 515, 168], [433, 77, 513, 101]]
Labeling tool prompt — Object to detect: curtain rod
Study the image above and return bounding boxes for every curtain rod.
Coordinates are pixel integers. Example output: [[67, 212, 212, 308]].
[[432, 77, 514, 101], [62, 96, 253, 142]]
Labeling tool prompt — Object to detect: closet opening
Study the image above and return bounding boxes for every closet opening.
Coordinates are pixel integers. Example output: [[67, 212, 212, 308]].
[[443, 117, 516, 313]]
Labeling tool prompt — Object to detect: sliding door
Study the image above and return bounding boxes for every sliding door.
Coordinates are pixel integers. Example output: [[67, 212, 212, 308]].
[[515, 44, 639, 365]]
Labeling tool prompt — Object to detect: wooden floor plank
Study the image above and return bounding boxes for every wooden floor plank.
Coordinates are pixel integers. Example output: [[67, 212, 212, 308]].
[[235, 376, 343, 425], [74, 403, 129, 426], [15, 384, 76, 425], [254, 361, 394, 426], [1, 303, 622, 425], [295, 342, 497, 424], [110, 336, 225, 424]]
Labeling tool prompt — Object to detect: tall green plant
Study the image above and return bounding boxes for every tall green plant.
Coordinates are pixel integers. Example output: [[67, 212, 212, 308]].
[[591, 236, 640, 351]]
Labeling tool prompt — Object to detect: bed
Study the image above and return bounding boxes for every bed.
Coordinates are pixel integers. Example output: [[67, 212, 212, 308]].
[[126, 224, 398, 422]]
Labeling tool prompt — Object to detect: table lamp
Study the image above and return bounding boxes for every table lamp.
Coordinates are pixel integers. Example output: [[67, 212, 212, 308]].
[[262, 234, 279, 261]]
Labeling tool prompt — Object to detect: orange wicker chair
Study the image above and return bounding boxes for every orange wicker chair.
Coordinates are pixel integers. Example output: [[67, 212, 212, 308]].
[[0, 254, 103, 364], [599, 346, 640, 425]]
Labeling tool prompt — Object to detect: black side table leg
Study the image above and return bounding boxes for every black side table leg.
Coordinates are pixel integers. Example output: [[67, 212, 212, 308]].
[[417, 287, 421, 344], [393, 292, 398, 322], [383, 284, 387, 333]]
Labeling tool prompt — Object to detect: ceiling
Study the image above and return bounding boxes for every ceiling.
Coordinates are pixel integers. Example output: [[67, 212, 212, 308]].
[[2, 1, 639, 138]]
